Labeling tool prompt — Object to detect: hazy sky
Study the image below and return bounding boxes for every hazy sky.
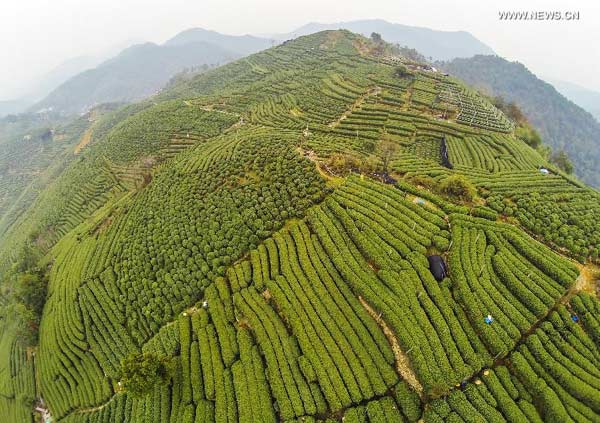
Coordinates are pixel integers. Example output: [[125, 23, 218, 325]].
[[1, 0, 598, 100]]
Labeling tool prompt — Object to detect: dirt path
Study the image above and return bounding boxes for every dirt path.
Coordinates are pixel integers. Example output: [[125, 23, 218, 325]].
[[459, 262, 592, 392], [184, 99, 240, 117], [359, 296, 424, 396], [299, 148, 345, 188], [34, 405, 51, 422], [71, 395, 116, 415], [224, 116, 245, 133], [328, 86, 381, 128], [74, 127, 93, 154]]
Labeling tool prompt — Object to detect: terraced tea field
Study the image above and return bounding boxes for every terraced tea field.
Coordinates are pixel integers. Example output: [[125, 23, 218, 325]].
[[0, 30, 598, 423]]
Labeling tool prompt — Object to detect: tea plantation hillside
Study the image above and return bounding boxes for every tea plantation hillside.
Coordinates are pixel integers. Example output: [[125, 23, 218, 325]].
[[0, 30, 599, 423], [0, 106, 119, 243]]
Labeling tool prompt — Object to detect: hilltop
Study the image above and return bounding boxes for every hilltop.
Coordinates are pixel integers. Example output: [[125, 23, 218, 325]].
[[0, 30, 599, 423], [270, 19, 495, 60]]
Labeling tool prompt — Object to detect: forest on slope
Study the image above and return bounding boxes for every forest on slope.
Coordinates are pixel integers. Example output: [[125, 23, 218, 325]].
[[0, 30, 598, 423]]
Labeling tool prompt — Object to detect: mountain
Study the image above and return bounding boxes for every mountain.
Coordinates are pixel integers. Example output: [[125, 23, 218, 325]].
[[27, 56, 101, 100], [0, 56, 100, 117], [272, 19, 495, 60], [165, 27, 275, 55], [1, 30, 600, 423], [31, 42, 236, 115], [549, 78, 600, 122], [441, 55, 600, 187], [31, 29, 275, 116]]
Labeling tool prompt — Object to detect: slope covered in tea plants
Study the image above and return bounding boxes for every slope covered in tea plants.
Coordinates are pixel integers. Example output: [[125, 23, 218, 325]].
[[0, 30, 599, 423]]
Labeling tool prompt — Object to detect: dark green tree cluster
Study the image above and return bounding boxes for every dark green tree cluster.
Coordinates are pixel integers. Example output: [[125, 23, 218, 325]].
[[5, 248, 48, 347], [120, 352, 169, 397], [550, 150, 574, 174]]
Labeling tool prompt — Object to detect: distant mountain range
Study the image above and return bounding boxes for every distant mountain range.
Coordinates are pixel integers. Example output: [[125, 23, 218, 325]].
[[0, 56, 100, 116], [29, 30, 275, 116], [31, 42, 235, 115], [441, 55, 600, 187], [270, 19, 496, 60], [27, 56, 101, 100], [549, 78, 600, 123], [165, 28, 276, 54]]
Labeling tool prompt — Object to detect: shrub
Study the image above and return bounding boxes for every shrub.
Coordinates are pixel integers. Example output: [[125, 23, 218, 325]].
[[438, 175, 476, 202], [120, 352, 169, 397], [406, 174, 436, 189]]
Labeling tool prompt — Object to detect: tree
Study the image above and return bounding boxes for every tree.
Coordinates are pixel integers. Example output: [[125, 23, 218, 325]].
[[370, 32, 383, 44], [515, 125, 542, 148], [12, 244, 40, 274], [11, 303, 39, 347], [536, 144, 552, 160], [15, 273, 47, 317], [359, 156, 380, 174], [406, 174, 435, 189], [120, 352, 169, 397], [394, 65, 411, 78], [550, 150, 574, 174], [376, 138, 399, 173], [7, 271, 48, 347], [395, 45, 426, 62], [439, 175, 476, 202], [327, 153, 361, 174]]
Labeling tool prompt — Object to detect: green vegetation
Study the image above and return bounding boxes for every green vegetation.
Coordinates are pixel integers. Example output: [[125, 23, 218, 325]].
[[120, 352, 169, 397], [438, 175, 476, 202], [550, 150, 574, 174], [0, 29, 599, 423], [441, 54, 600, 187], [426, 300, 600, 422], [8, 271, 48, 347]]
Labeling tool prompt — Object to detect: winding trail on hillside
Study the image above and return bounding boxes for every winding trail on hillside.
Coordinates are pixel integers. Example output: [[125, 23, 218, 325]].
[[69, 393, 119, 415], [359, 296, 424, 397], [74, 127, 93, 155]]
